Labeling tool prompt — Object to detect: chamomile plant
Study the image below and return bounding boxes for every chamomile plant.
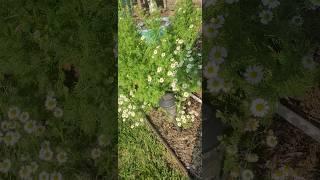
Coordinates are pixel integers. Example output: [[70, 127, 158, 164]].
[[205, 0, 320, 178], [118, 0, 201, 129]]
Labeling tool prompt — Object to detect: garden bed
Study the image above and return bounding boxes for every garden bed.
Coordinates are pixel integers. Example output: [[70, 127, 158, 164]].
[[282, 86, 320, 128], [256, 116, 320, 179], [147, 95, 202, 178]]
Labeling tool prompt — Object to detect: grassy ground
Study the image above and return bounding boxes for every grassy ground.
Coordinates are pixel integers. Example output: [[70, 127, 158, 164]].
[[119, 122, 187, 179]]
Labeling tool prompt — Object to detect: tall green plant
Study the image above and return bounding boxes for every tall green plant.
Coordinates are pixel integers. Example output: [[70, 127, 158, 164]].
[[118, 0, 201, 128]]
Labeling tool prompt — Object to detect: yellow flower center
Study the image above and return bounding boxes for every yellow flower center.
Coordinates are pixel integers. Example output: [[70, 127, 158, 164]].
[[208, 27, 215, 33], [255, 104, 265, 111], [211, 81, 220, 87], [214, 51, 222, 58], [208, 67, 215, 73], [250, 71, 258, 78]]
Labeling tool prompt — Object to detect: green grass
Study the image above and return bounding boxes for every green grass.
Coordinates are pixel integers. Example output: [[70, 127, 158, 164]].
[[118, 122, 187, 179]]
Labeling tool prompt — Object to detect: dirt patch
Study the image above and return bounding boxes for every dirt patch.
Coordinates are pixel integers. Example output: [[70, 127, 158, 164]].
[[299, 87, 320, 123], [148, 96, 202, 178], [281, 86, 320, 128], [258, 117, 320, 179]]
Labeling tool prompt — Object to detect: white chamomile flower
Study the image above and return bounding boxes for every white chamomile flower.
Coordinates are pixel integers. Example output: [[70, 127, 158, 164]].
[[157, 67, 163, 73], [161, 53, 166, 57], [159, 78, 165, 83], [24, 120, 37, 134], [91, 148, 102, 159], [177, 122, 182, 127], [147, 75, 152, 82], [56, 151, 67, 164], [244, 65, 264, 84], [259, 10, 273, 24], [250, 98, 269, 117], [171, 62, 178, 68], [19, 165, 32, 179], [187, 64, 193, 69], [4, 131, 20, 146], [39, 148, 54, 161], [178, 39, 184, 44], [245, 153, 259, 162], [207, 77, 224, 93], [183, 92, 189, 98], [39, 171, 50, 180], [241, 169, 254, 180], [50, 172, 62, 180], [209, 46, 228, 64], [153, 49, 158, 55], [291, 15, 303, 26], [45, 98, 57, 111], [225, 0, 239, 4], [8, 106, 20, 120], [244, 119, 259, 132], [189, 24, 194, 29], [7, 121, 17, 130], [0, 159, 11, 173], [262, 0, 280, 9], [203, 23, 219, 38], [210, 15, 225, 29], [19, 112, 30, 123], [302, 55, 317, 70], [266, 134, 278, 147], [98, 134, 110, 147], [53, 107, 63, 118], [226, 145, 238, 155], [167, 71, 174, 77], [182, 83, 188, 89], [204, 61, 219, 78], [1, 121, 10, 131]]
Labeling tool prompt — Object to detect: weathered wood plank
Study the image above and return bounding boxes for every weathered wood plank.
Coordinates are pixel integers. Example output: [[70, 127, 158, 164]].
[[277, 103, 320, 143]]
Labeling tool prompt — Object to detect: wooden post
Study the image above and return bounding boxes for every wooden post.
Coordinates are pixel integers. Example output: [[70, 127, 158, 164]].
[[163, 0, 167, 10]]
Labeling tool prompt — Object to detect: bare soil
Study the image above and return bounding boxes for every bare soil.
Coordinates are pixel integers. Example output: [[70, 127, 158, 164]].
[[299, 87, 320, 124], [148, 96, 202, 178]]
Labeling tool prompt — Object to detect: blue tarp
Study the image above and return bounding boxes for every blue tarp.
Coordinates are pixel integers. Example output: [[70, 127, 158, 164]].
[[138, 17, 170, 43]]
